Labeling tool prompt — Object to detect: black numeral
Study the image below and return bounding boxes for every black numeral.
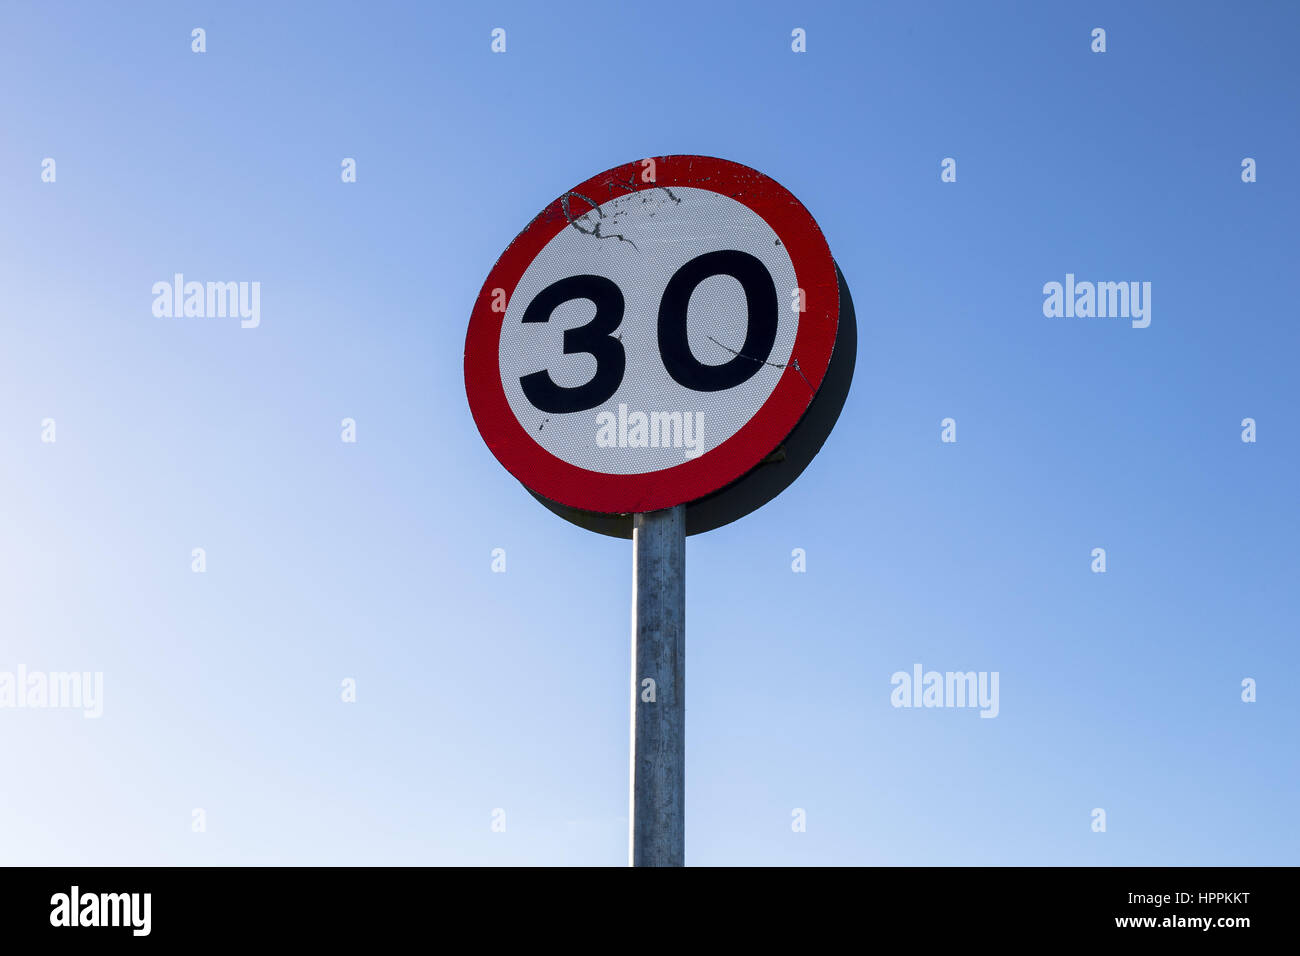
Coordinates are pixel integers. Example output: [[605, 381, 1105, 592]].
[[519, 275, 627, 414], [657, 250, 778, 392]]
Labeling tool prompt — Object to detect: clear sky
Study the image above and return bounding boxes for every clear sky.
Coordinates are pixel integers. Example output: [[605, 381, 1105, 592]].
[[1, 1, 1296, 865]]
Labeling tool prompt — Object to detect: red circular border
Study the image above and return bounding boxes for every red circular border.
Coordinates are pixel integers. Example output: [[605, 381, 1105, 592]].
[[464, 156, 838, 514]]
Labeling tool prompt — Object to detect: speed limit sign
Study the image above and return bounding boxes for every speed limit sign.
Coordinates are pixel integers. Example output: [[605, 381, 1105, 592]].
[[465, 155, 855, 536], [464, 156, 856, 865]]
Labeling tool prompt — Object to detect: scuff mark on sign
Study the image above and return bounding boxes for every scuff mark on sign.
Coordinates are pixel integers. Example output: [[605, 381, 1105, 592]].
[[604, 175, 685, 208], [705, 335, 815, 393], [560, 190, 640, 251], [656, 185, 683, 205]]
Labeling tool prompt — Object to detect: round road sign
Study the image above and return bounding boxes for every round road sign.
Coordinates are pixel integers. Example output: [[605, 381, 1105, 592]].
[[465, 155, 855, 535]]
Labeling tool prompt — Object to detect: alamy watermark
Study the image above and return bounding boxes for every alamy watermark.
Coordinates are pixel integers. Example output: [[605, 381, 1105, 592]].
[[0, 666, 103, 718], [596, 404, 704, 459], [50, 886, 150, 936], [1043, 273, 1151, 328], [890, 664, 999, 718], [152, 274, 260, 328]]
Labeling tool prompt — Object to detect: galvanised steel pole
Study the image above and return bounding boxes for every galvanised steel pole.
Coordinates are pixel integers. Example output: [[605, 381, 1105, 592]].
[[629, 505, 686, 866]]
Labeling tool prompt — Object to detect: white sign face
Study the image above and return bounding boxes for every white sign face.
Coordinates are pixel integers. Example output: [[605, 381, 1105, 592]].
[[465, 156, 842, 516], [497, 186, 800, 475]]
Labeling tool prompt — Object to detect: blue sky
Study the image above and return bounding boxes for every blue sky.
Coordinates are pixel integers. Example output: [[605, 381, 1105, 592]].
[[1, 1, 1296, 865]]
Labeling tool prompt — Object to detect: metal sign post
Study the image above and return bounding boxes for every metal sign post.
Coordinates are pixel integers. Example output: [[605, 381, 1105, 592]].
[[464, 156, 855, 867], [629, 506, 686, 866]]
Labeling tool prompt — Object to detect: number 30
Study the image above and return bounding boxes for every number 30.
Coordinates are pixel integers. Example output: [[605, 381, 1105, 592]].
[[518, 250, 780, 414]]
